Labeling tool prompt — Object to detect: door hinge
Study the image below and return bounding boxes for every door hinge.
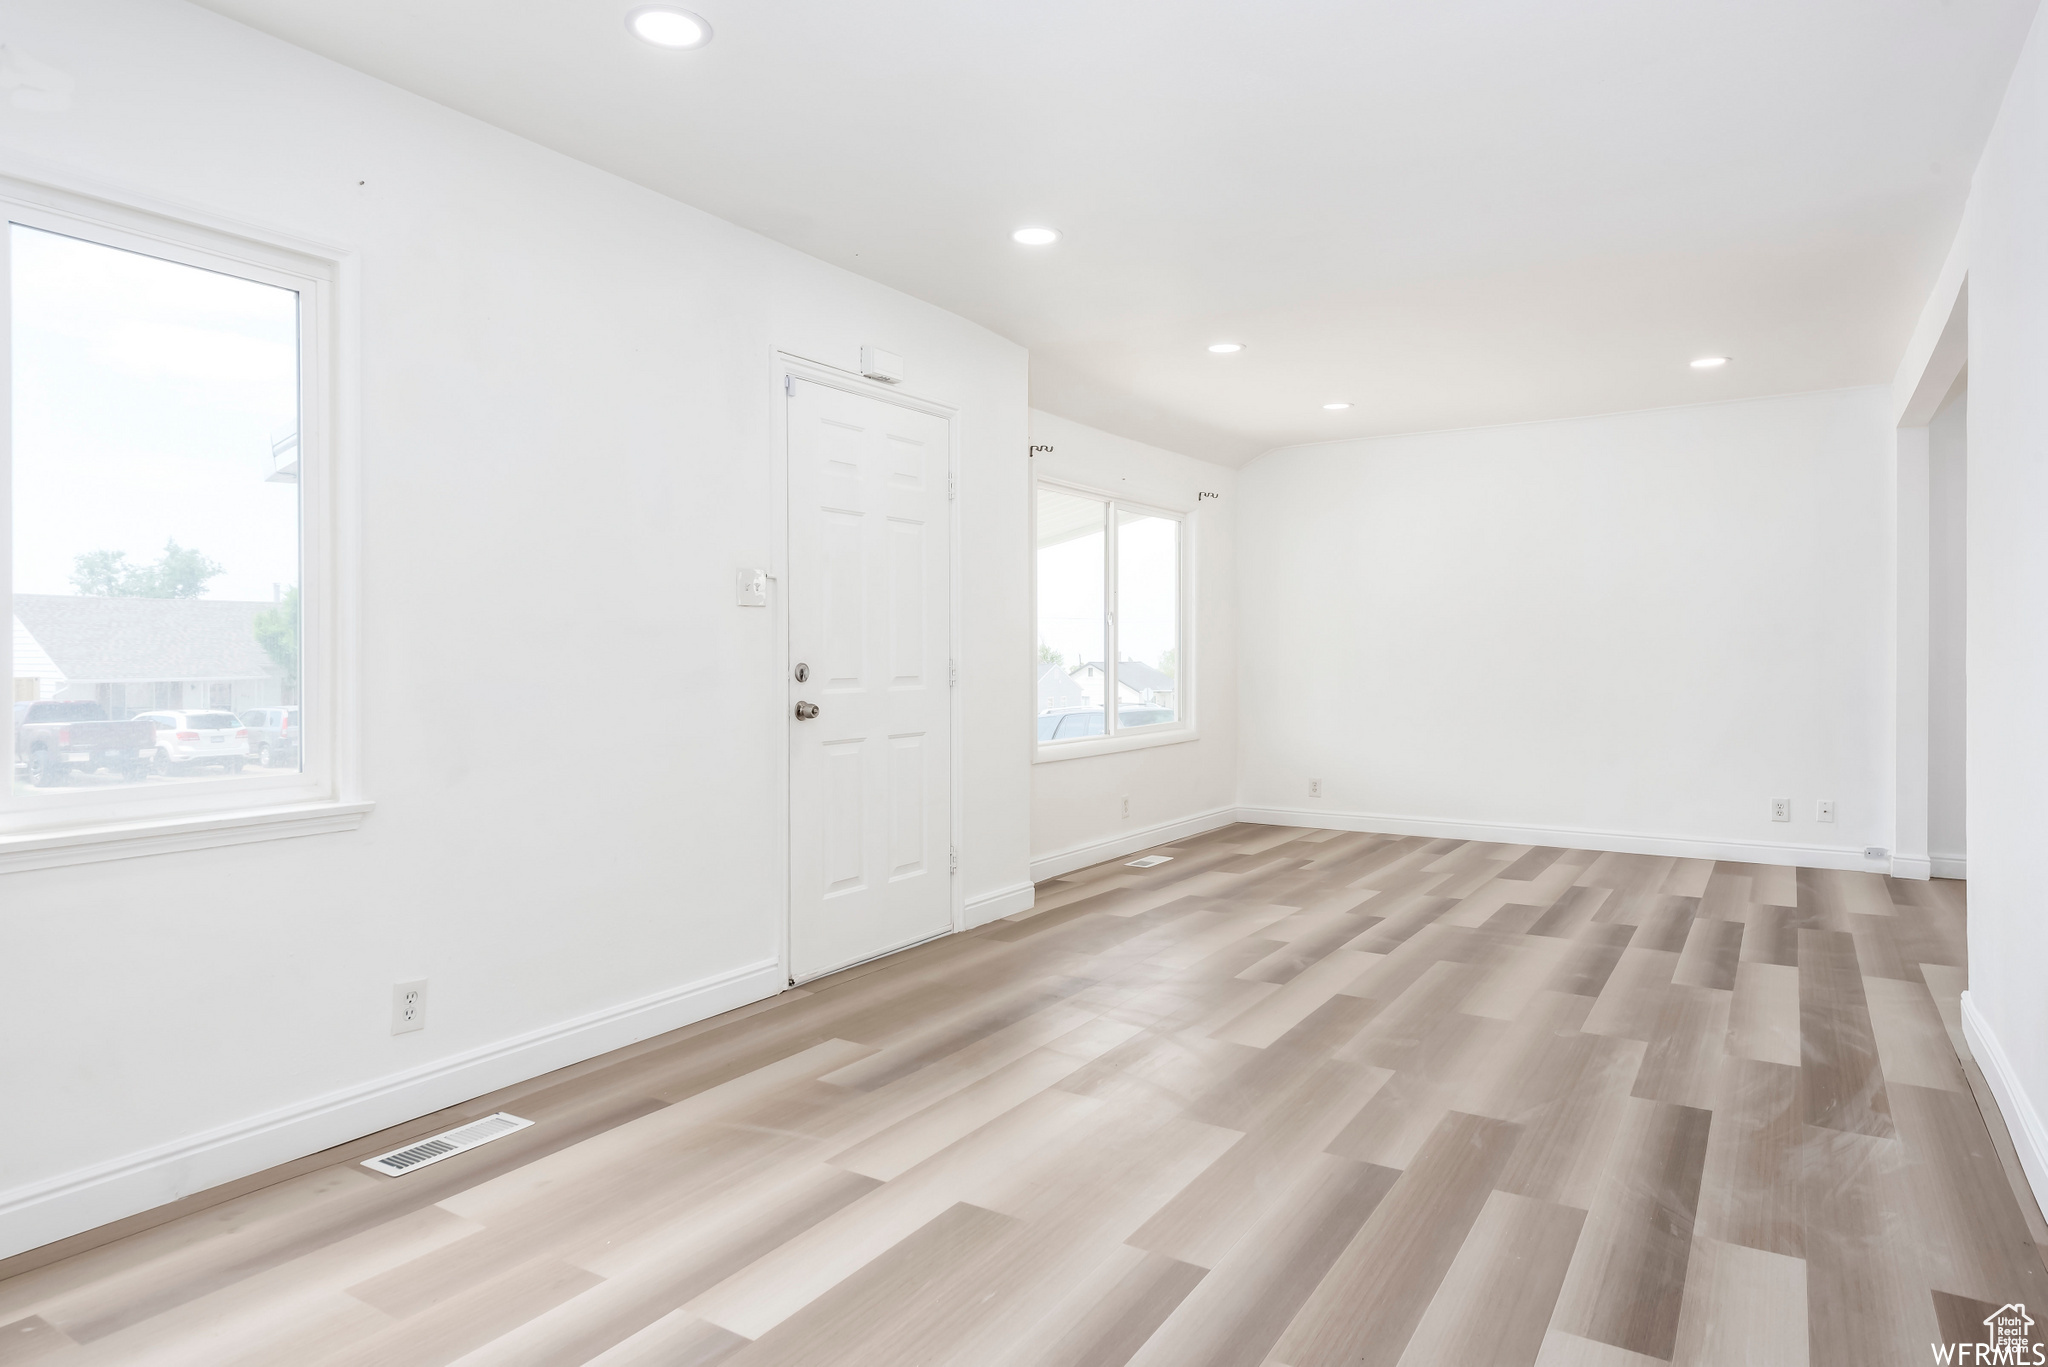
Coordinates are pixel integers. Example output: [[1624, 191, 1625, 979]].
[[948, 475, 956, 501], [949, 659, 958, 687], [784, 374, 794, 397], [949, 845, 959, 875]]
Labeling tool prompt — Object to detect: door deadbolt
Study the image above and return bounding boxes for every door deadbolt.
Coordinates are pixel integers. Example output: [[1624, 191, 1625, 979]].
[[794, 701, 820, 720], [793, 662, 809, 683]]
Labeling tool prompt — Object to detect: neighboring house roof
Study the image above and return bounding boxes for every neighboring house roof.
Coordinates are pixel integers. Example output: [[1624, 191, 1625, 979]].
[[1037, 662, 1087, 709], [12, 595, 282, 682], [12, 614, 62, 682], [1079, 660, 1175, 694]]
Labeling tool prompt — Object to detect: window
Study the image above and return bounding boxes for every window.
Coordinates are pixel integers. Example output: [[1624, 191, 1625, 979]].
[[2, 182, 341, 842], [1035, 481, 1187, 756]]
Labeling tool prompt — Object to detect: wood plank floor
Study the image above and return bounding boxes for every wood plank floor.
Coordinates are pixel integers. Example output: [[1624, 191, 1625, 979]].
[[5, 825, 2045, 1366]]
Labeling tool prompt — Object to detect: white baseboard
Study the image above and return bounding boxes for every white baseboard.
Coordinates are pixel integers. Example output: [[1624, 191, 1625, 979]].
[[1030, 806, 1241, 883], [0, 958, 782, 1262], [1931, 854, 1968, 879], [964, 881, 1035, 927], [1235, 806, 1885, 872], [1892, 855, 1933, 881], [1962, 992, 2048, 1215]]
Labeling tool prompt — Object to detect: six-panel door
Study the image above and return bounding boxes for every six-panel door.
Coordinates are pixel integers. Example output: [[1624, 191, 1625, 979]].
[[786, 378, 953, 980]]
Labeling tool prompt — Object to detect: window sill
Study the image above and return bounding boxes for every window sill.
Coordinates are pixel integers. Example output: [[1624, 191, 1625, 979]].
[[0, 800, 374, 876], [1034, 727, 1200, 764]]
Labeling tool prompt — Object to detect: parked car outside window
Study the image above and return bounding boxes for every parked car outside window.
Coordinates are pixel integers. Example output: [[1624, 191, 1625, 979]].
[[134, 710, 251, 775], [237, 706, 300, 768], [1038, 707, 1100, 741], [11, 699, 154, 785], [1037, 705, 1175, 742]]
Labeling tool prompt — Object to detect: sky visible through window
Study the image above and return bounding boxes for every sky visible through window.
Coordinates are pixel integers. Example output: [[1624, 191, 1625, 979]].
[[1036, 504, 1177, 672], [11, 223, 300, 599], [1115, 511, 1178, 669]]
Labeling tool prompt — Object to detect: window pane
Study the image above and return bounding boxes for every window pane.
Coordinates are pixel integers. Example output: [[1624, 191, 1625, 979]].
[[1036, 487, 1105, 740], [1115, 509, 1179, 727], [11, 224, 301, 792]]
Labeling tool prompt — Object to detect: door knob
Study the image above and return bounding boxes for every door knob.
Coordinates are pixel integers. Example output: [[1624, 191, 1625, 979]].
[[794, 701, 820, 720]]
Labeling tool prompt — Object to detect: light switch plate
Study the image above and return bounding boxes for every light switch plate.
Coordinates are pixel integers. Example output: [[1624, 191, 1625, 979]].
[[736, 568, 768, 607]]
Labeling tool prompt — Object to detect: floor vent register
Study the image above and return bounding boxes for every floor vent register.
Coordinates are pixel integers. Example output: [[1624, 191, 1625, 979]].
[[361, 1112, 533, 1177]]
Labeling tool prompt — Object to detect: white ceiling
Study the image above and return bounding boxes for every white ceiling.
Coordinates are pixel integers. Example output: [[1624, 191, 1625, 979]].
[[196, 0, 2039, 465]]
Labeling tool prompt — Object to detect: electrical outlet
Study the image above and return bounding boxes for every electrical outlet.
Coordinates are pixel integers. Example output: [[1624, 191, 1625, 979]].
[[1770, 798, 1791, 823], [1816, 800, 1836, 823], [1310, 779, 1321, 798], [1120, 795, 1131, 819], [391, 980, 427, 1035]]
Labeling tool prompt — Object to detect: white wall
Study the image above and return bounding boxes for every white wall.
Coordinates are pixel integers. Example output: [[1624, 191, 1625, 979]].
[[1908, 0, 2048, 1208], [0, 0, 1030, 1259], [1238, 389, 1895, 866], [1927, 383, 1968, 870], [1028, 410, 1237, 880]]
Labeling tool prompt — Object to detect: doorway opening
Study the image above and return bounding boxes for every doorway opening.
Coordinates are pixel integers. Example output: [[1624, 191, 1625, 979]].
[[1928, 373, 1967, 879], [1894, 278, 1967, 882]]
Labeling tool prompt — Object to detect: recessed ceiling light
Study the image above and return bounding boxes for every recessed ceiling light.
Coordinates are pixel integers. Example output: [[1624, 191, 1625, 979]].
[[1323, 402, 1352, 410], [627, 6, 713, 48], [1691, 356, 1730, 369], [1011, 226, 1060, 246], [1207, 342, 1244, 354]]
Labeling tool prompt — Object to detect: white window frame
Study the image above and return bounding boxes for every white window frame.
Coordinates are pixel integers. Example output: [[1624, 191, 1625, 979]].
[[0, 175, 365, 869], [1033, 477, 1195, 762]]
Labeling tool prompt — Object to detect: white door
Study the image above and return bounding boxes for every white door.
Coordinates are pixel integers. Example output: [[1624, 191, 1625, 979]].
[[787, 377, 953, 980]]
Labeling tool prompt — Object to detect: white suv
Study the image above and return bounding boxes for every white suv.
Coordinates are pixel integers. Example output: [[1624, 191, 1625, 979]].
[[133, 711, 251, 775]]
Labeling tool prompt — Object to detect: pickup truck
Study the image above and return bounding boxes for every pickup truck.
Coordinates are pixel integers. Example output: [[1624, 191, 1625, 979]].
[[12, 700, 156, 785]]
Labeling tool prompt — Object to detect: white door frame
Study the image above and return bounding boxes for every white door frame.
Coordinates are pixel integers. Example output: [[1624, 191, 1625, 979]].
[[769, 350, 964, 985], [1890, 280, 1968, 882]]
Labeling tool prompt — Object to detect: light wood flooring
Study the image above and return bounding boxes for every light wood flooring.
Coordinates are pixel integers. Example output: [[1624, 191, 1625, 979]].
[[4, 825, 2045, 1367]]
